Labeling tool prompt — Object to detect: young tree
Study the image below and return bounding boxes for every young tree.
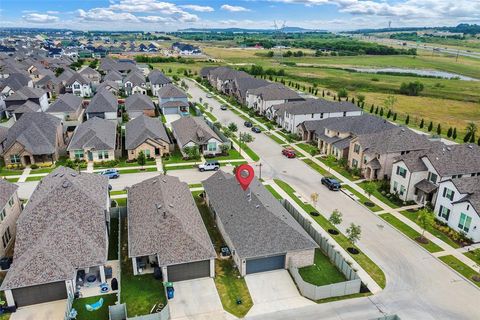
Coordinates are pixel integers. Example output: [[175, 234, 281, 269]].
[[363, 182, 376, 199], [346, 223, 362, 247], [386, 109, 392, 119], [328, 209, 343, 228], [228, 122, 238, 132], [464, 132, 472, 143], [137, 150, 146, 168], [419, 119, 424, 129], [416, 208, 434, 238], [239, 132, 254, 143], [436, 124, 442, 135], [379, 108, 384, 117], [453, 128, 457, 140], [428, 121, 433, 132], [338, 88, 348, 98], [213, 122, 222, 129], [447, 127, 453, 138], [405, 114, 410, 125], [356, 94, 366, 104], [393, 113, 397, 121], [310, 192, 319, 208], [220, 144, 230, 155], [369, 104, 374, 113], [374, 106, 379, 114], [183, 146, 200, 160], [466, 122, 478, 138], [383, 95, 397, 110]]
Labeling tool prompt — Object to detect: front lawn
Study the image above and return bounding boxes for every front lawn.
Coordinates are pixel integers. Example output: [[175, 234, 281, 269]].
[[265, 185, 283, 200], [120, 218, 167, 316], [318, 157, 360, 181], [119, 167, 157, 174], [25, 176, 44, 182], [299, 249, 346, 286], [297, 143, 319, 156], [464, 249, 480, 265], [0, 168, 23, 176], [265, 132, 286, 145], [114, 198, 127, 207], [188, 183, 203, 188], [231, 137, 260, 162], [358, 181, 402, 209], [379, 213, 443, 253], [110, 190, 127, 196], [342, 185, 383, 212], [162, 147, 192, 165], [108, 218, 119, 260], [71, 293, 118, 320], [30, 167, 55, 174], [439, 255, 480, 287], [302, 159, 332, 177], [210, 148, 244, 161]]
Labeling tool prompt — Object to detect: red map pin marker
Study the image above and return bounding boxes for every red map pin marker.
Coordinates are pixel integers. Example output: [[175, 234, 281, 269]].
[[236, 164, 254, 191]]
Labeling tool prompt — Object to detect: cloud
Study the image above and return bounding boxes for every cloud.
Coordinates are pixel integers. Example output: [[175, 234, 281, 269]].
[[221, 4, 251, 12], [77, 8, 139, 22], [46, 11, 60, 14], [180, 5, 214, 12], [138, 16, 172, 23], [22, 13, 59, 23]]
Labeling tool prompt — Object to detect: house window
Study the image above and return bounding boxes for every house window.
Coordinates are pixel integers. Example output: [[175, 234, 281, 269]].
[[74, 150, 84, 159], [353, 144, 360, 154], [98, 150, 109, 160], [311, 113, 314, 118], [2, 227, 11, 249], [352, 159, 358, 168], [399, 185, 406, 196], [320, 113, 324, 119], [10, 154, 20, 164], [428, 172, 438, 184], [438, 205, 450, 220], [393, 181, 398, 192], [144, 149, 151, 157], [442, 187, 455, 201], [363, 156, 367, 164], [8, 197, 14, 207], [458, 213, 472, 233], [207, 142, 217, 152], [73, 84, 80, 89], [396, 166, 407, 178], [343, 112, 346, 117], [0, 208, 6, 222]]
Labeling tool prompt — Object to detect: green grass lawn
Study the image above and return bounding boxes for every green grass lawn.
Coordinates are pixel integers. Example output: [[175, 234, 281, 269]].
[[231, 137, 260, 162], [302, 159, 332, 177], [114, 198, 127, 207], [0, 168, 24, 176], [162, 148, 195, 165], [400, 210, 461, 249], [110, 190, 127, 196], [4, 177, 19, 183], [299, 249, 346, 286], [274, 179, 386, 289], [342, 185, 383, 212], [108, 218, 119, 260], [210, 148, 244, 161], [439, 255, 480, 287], [265, 132, 286, 145], [379, 213, 443, 253], [265, 185, 283, 200], [358, 181, 402, 209], [120, 218, 167, 316], [464, 249, 480, 265], [72, 293, 117, 320], [120, 167, 157, 174], [194, 194, 253, 317], [318, 157, 360, 181], [188, 183, 203, 188], [30, 167, 55, 174], [25, 176, 44, 182], [165, 164, 196, 171], [297, 143, 319, 156]]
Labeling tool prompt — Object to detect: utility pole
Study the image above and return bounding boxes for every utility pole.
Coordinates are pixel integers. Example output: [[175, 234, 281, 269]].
[[238, 131, 242, 156]]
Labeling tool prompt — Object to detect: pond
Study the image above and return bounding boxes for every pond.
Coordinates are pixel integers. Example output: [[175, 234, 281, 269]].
[[350, 67, 478, 81]]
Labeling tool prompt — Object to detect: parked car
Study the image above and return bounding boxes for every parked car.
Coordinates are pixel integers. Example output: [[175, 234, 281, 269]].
[[100, 169, 120, 179], [244, 121, 253, 127], [282, 148, 296, 158], [198, 160, 220, 172], [251, 127, 261, 133], [220, 105, 228, 110], [206, 93, 213, 98], [321, 177, 341, 191]]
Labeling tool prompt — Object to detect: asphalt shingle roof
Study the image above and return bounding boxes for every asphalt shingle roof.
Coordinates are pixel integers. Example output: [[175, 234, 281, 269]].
[[421, 143, 480, 177], [1, 167, 109, 290], [300, 114, 395, 136], [0, 179, 18, 210], [124, 71, 145, 87], [450, 176, 480, 214], [148, 70, 171, 85], [0, 73, 31, 91], [247, 83, 301, 101], [68, 117, 116, 151], [157, 84, 187, 99], [357, 127, 432, 155], [86, 90, 117, 114], [65, 72, 91, 86], [203, 171, 318, 259], [276, 98, 361, 116], [125, 115, 170, 150], [104, 70, 123, 82], [4, 87, 45, 101], [127, 175, 216, 265], [47, 93, 83, 113], [125, 93, 154, 112], [171, 116, 221, 148]]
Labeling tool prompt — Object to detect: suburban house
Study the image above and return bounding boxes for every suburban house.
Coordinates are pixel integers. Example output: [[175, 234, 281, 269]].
[[205, 67, 250, 94], [271, 98, 363, 133], [0, 179, 22, 259], [125, 115, 171, 160], [172, 42, 201, 55], [348, 127, 432, 180], [85, 89, 118, 120], [46, 93, 84, 126], [124, 71, 147, 96], [79, 66, 101, 85], [96, 81, 119, 96], [65, 73, 92, 97], [246, 83, 303, 115], [433, 176, 480, 243], [148, 69, 171, 96], [56, 68, 76, 85], [67, 117, 117, 162], [203, 171, 318, 276], [0, 167, 110, 307], [34, 74, 63, 99], [0, 73, 33, 97], [158, 84, 189, 115], [7, 101, 48, 121], [390, 143, 480, 205], [125, 93, 155, 119], [0, 112, 64, 166], [128, 175, 216, 281], [171, 116, 223, 157], [103, 70, 123, 84], [4, 87, 49, 118], [297, 114, 396, 159], [231, 76, 270, 105]]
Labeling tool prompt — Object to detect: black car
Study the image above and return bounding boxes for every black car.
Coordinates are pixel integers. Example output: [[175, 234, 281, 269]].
[[220, 105, 228, 110], [251, 126, 261, 133], [244, 121, 253, 128], [321, 177, 341, 191]]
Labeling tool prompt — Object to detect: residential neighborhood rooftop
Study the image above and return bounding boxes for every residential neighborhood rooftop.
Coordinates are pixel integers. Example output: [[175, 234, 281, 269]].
[[125, 115, 170, 150], [67, 117, 116, 151]]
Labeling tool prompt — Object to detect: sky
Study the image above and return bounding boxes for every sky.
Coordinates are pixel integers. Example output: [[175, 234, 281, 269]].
[[0, 0, 479, 32]]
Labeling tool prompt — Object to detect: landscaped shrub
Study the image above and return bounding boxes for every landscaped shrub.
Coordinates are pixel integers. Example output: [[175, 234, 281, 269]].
[[30, 164, 39, 169]]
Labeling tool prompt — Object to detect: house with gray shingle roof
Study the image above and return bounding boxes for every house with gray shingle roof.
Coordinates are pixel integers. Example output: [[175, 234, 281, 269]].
[[67, 117, 117, 162], [124, 71, 147, 96], [0, 179, 21, 259], [231, 76, 269, 105], [246, 83, 303, 115], [0, 73, 33, 96], [34, 74, 63, 100], [148, 69, 171, 96], [125, 115, 171, 160], [79, 66, 101, 84], [103, 69, 123, 84], [203, 171, 317, 276], [0, 112, 64, 167], [86, 89, 118, 121], [46, 93, 84, 124], [0, 167, 111, 307], [348, 126, 433, 180], [65, 72, 92, 97], [125, 93, 155, 119], [171, 116, 223, 157], [4, 87, 49, 118], [128, 175, 216, 281], [158, 84, 189, 116]]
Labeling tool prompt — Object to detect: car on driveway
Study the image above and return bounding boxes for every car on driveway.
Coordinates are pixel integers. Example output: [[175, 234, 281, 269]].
[[220, 105, 228, 110], [282, 148, 296, 158], [244, 121, 253, 128], [198, 160, 220, 172], [321, 177, 341, 190], [100, 169, 120, 179], [251, 127, 261, 133]]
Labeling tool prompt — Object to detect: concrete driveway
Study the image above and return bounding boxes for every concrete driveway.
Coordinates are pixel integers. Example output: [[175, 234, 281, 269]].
[[245, 270, 314, 317], [10, 300, 67, 320], [169, 278, 228, 320]]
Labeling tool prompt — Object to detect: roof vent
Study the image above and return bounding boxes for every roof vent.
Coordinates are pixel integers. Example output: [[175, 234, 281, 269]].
[[71, 173, 77, 177], [53, 172, 58, 177], [152, 179, 157, 184], [446, 147, 451, 151], [59, 173, 64, 177], [255, 205, 260, 209], [468, 145, 473, 149], [162, 178, 167, 183], [62, 181, 70, 188], [169, 204, 174, 208]]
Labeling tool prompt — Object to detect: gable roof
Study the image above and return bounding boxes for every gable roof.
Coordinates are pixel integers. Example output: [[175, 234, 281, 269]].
[[86, 90, 117, 114], [35, 74, 61, 87], [233, 76, 269, 101], [247, 83, 301, 101], [79, 66, 100, 77], [0, 73, 31, 91], [171, 116, 221, 147], [124, 71, 145, 86], [47, 93, 83, 113], [125, 93, 154, 112], [421, 143, 480, 177], [57, 68, 76, 83], [127, 175, 216, 265], [157, 84, 187, 99], [65, 72, 91, 86], [1, 112, 61, 155], [68, 117, 116, 151], [0, 167, 109, 290], [203, 171, 318, 259], [448, 176, 480, 213], [357, 127, 432, 155], [4, 87, 45, 101], [277, 98, 361, 116], [125, 115, 170, 150], [148, 70, 171, 85], [8, 101, 41, 114], [104, 70, 123, 82], [0, 179, 18, 210]]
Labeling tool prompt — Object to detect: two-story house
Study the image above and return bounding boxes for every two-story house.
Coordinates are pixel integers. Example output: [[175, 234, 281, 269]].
[[147, 69, 171, 96], [124, 71, 147, 96], [4, 87, 49, 119], [46, 93, 84, 127], [0, 179, 22, 259], [85, 89, 118, 120], [65, 73, 92, 97], [246, 83, 303, 115], [158, 84, 188, 116]]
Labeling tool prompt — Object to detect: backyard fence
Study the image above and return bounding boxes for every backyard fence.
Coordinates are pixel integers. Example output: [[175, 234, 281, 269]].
[[125, 304, 170, 320], [111, 206, 127, 219], [204, 118, 233, 147], [109, 303, 127, 320], [64, 292, 74, 320]]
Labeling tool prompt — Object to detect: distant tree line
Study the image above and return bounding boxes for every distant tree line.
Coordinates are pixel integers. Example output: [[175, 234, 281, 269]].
[[134, 55, 195, 64]]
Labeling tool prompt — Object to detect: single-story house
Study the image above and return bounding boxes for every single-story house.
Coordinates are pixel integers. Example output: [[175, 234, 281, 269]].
[[0, 179, 22, 259], [125, 93, 155, 119], [158, 84, 188, 115], [67, 117, 117, 162], [128, 175, 216, 281], [85, 89, 118, 121], [125, 115, 171, 160], [203, 171, 318, 276], [0, 167, 110, 307]]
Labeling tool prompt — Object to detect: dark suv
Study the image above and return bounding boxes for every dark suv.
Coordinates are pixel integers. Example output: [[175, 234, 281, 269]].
[[321, 177, 341, 191]]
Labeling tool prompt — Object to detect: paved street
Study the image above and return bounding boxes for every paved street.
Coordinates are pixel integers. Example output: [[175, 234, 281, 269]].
[[185, 79, 480, 320]]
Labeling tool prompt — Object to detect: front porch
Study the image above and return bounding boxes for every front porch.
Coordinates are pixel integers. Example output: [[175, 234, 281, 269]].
[[413, 179, 438, 205]]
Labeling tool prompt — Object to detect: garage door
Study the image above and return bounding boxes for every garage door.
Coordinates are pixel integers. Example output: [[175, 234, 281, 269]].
[[162, 107, 178, 115], [246, 255, 285, 274], [12, 281, 67, 307], [167, 260, 210, 282]]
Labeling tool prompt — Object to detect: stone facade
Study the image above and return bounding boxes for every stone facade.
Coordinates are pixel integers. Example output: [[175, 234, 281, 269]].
[[127, 140, 170, 160], [0, 190, 22, 258]]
